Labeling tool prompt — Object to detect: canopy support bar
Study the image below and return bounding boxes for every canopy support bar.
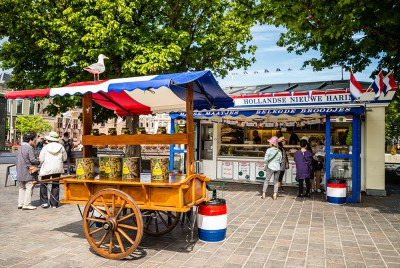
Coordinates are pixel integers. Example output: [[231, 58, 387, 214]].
[[82, 93, 93, 158], [186, 82, 195, 176]]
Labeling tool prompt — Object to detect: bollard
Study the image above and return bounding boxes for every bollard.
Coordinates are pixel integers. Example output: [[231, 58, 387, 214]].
[[197, 198, 227, 242]]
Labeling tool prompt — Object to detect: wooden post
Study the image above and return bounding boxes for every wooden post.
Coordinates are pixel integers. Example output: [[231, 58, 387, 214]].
[[186, 82, 195, 175], [82, 93, 93, 158]]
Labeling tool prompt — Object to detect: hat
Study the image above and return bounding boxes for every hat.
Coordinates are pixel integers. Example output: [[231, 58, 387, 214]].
[[267, 136, 279, 147], [45, 131, 59, 142], [300, 136, 309, 142], [278, 136, 287, 142]]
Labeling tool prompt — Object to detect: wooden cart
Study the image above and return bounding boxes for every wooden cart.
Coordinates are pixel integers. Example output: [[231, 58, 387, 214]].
[[61, 82, 208, 259], [7, 71, 232, 259]]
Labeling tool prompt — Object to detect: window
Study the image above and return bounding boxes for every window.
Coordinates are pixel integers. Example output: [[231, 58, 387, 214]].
[[6, 100, 10, 113], [114, 118, 117, 127], [65, 119, 70, 129], [16, 100, 23, 114], [37, 103, 41, 113], [57, 118, 63, 128], [29, 101, 35, 115], [73, 132, 78, 139], [73, 119, 78, 129]]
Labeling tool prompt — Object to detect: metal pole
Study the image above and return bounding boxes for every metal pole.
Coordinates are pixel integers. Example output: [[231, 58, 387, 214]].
[[9, 90, 13, 144]]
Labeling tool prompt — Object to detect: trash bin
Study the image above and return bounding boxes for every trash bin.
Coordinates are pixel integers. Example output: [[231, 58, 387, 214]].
[[327, 180, 346, 205], [197, 198, 227, 242]]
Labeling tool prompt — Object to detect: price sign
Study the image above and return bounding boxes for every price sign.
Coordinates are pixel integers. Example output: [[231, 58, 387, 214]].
[[256, 162, 267, 181], [238, 162, 250, 180], [222, 161, 233, 179]]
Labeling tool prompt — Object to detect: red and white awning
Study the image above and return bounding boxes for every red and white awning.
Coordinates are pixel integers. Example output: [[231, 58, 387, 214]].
[[5, 70, 234, 116]]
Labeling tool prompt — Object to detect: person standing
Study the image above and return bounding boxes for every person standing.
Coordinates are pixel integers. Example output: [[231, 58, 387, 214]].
[[293, 139, 313, 197], [36, 137, 45, 150], [289, 130, 300, 145], [262, 136, 282, 200], [16, 132, 40, 210], [309, 137, 324, 193], [252, 130, 261, 144], [39, 131, 67, 208], [61, 132, 73, 174], [277, 136, 289, 192]]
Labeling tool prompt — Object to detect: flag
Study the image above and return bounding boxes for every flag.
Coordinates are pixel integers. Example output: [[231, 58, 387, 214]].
[[371, 70, 384, 99], [383, 72, 398, 96], [349, 70, 364, 100]]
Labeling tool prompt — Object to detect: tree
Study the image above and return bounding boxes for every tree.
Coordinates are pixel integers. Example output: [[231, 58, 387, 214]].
[[385, 92, 400, 143], [15, 115, 53, 135], [254, 0, 400, 77], [0, 0, 256, 123]]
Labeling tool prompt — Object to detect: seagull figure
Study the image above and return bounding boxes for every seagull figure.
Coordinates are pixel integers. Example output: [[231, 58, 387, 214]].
[[83, 54, 109, 81]]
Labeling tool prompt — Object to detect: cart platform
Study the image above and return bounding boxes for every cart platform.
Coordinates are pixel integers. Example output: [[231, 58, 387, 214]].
[[61, 173, 210, 213]]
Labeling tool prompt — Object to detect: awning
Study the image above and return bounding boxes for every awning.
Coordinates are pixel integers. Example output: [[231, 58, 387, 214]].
[[5, 70, 234, 116], [171, 106, 365, 119]]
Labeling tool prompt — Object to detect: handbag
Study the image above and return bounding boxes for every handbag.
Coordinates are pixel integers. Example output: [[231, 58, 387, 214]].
[[264, 150, 279, 171], [29, 165, 39, 175]]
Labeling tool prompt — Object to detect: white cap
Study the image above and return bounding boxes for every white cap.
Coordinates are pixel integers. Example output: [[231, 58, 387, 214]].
[[300, 136, 309, 142]]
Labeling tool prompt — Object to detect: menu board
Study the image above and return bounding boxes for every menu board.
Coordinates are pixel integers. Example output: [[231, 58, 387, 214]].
[[238, 162, 250, 180], [222, 161, 234, 179], [255, 162, 267, 181]]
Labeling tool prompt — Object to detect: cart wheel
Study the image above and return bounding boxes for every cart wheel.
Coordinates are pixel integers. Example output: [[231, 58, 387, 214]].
[[142, 210, 181, 236], [83, 189, 143, 259]]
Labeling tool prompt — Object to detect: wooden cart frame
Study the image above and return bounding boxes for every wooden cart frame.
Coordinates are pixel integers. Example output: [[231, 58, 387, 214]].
[[58, 82, 211, 259]]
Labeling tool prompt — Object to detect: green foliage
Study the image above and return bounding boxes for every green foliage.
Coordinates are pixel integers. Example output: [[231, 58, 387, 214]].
[[255, 0, 400, 78], [385, 92, 400, 141], [15, 115, 53, 135], [0, 1, 255, 123]]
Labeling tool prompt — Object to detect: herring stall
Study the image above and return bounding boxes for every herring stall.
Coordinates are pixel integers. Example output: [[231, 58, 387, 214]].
[[171, 79, 397, 203]]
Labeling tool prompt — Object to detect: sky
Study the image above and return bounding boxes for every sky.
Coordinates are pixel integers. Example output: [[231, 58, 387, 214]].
[[216, 25, 378, 88], [1, 25, 378, 87]]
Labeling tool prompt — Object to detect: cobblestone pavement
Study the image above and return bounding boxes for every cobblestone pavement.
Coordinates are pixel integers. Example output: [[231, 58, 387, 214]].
[[1, 164, 400, 267]]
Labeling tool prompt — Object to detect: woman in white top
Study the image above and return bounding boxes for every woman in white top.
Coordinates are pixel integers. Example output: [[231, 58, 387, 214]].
[[262, 136, 282, 200], [38, 131, 67, 208]]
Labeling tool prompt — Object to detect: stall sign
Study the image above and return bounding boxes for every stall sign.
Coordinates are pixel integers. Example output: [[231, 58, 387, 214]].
[[222, 161, 234, 179], [245, 122, 257, 127], [256, 162, 267, 181], [238, 162, 250, 180]]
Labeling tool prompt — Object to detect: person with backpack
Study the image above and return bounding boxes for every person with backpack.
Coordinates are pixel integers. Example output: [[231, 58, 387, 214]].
[[61, 132, 73, 174], [39, 131, 67, 208]]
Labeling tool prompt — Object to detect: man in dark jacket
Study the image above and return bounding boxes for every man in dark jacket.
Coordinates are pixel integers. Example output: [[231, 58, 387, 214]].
[[16, 132, 40, 210]]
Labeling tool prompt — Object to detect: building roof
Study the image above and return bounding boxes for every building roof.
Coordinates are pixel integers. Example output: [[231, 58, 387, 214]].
[[223, 80, 371, 96]]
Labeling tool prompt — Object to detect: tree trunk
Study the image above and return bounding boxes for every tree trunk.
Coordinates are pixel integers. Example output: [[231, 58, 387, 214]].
[[125, 116, 141, 157]]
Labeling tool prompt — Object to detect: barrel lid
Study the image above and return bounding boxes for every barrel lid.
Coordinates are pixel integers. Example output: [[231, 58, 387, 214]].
[[202, 198, 226, 206]]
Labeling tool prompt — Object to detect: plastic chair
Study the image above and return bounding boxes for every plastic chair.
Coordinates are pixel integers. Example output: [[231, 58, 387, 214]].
[[5, 164, 17, 187]]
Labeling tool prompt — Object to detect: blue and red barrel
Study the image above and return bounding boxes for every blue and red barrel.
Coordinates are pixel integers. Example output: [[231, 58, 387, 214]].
[[197, 198, 227, 242], [326, 182, 346, 205]]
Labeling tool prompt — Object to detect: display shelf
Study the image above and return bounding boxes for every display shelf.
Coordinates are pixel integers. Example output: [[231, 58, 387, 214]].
[[82, 133, 188, 146], [221, 125, 244, 144]]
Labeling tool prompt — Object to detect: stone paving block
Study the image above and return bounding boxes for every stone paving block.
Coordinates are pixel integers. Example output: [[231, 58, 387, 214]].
[[286, 257, 306, 267], [243, 261, 265, 268], [345, 261, 366, 268], [264, 260, 286, 268], [225, 254, 248, 265]]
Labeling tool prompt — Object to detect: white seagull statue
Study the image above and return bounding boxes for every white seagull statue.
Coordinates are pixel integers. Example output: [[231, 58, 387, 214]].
[[83, 54, 109, 81]]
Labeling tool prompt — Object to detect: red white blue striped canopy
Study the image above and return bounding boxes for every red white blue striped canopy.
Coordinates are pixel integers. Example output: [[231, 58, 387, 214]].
[[5, 70, 233, 116]]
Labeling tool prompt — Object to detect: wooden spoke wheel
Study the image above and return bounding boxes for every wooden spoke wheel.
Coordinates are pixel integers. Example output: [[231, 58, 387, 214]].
[[83, 189, 143, 259], [142, 210, 181, 236]]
